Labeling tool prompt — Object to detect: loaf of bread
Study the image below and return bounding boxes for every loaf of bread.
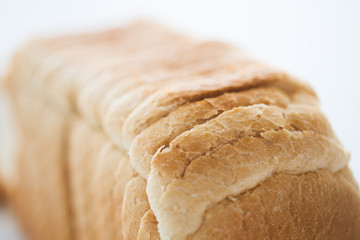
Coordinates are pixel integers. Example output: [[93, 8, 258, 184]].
[[3, 21, 360, 240]]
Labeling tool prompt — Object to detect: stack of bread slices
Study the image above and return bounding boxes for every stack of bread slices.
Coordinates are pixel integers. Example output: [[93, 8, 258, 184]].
[[3, 21, 360, 240]]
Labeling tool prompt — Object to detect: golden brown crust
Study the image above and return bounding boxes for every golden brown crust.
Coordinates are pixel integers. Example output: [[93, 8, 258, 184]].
[[138, 210, 161, 240], [134, 168, 360, 240], [0, 177, 5, 203], [3, 21, 359, 240], [121, 68, 314, 149], [92, 143, 131, 240], [102, 44, 250, 149], [190, 169, 360, 240], [121, 176, 151, 240], [68, 120, 106, 240], [337, 166, 360, 190], [112, 148, 134, 240], [130, 87, 291, 178], [146, 103, 348, 239]]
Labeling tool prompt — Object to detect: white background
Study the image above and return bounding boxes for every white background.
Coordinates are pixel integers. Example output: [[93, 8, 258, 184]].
[[0, 0, 359, 238]]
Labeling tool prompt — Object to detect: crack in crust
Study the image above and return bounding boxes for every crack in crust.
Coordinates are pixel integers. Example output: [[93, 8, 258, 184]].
[[138, 168, 360, 240], [146, 97, 348, 239], [122, 70, 315, 149], [186, 168, 360, 240], [130, 86, 292, 179]]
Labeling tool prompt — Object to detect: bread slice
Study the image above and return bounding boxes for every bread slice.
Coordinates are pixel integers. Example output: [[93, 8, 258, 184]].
[[3, 21, 360, 240], [0, 177, 4, 203]]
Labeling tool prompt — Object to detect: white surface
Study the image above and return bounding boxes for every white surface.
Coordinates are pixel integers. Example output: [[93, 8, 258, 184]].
[[0, 207, 23, 240], [0, 0, 359, 238]]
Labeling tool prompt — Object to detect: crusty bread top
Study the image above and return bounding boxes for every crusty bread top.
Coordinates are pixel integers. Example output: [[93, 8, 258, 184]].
[[5, 21, 351, 240]]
